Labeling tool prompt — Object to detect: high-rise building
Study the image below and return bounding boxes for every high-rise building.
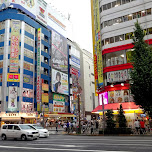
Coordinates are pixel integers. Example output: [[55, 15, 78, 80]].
[[0, 0, 73, 123], [91, 0, 151, 126]]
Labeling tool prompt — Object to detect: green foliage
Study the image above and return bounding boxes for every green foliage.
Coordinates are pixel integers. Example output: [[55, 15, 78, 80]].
[[105, 109, 115, 130], [117, 104, 127, 128], [130, 21, 152, 117]]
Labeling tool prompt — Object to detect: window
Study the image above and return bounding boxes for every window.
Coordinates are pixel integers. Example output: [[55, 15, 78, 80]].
[[123, 15, 128, 22], [105, 38, 109, 45], [119, 35, 124, 41], [115, 36, 119, 42], [141, 10, 146, 17], [128, 14, 133, 20], [107, 3, 111, 9], [148, 28, 152, 34], [8, 125, 13, 130], [2, 125, 7, 129], [133, 12, 137, 19], [14, 125, 20, 130], [126, 0, 130, 3], [117, 0, 121, 6], [122, 0, 126, 4], [112, 1, 116, 7], [137, 11, 141, 18], [110, 37, 114, 43], [103, 5, 107, 11], [147, 9, 151, 15]]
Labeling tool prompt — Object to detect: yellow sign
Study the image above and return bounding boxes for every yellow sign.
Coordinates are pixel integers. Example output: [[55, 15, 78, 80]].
[[42, 83, 49, 91], [42, 93, 49, 103], [91, 0, 103, 91], [7, 73, 20, 82], [91, 0, 98, 96]]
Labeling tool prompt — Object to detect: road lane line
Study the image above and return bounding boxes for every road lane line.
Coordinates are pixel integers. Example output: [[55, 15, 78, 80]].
[[0, 145, 130, 152]]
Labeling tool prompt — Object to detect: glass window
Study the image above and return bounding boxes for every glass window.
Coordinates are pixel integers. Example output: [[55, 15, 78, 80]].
[[115, 36, 119, 42], [148, 28, 152, 34], [102, 40, 104, 46], [133, 12, 137, 19], [144, 29, 148, 36], [110, 37, 114, 43], [146, 9, 151, 15], [117, 0, 121, 6], [101, 23, 103, 29], [125, 33, 130, 40], [14, 125, 20, 130], [123, 15, 128, 22], [103, 5, 107, 11], [104, 21, 108, 27], [107, 3, 111, 9], [119, 35, 124, 41], [108, 20, 113, 26], [2, 125, 7, 129], [8, 125, 13, 130], [126, 0, 130, 3], [112, 1, 117, 7], [122, 0, 126, 4], [137, 11, 141, 18], [141, 10, 146, 17], [105, 38, 110, 45], [128, 14, 133, 20], [100, 7, 102, 13]]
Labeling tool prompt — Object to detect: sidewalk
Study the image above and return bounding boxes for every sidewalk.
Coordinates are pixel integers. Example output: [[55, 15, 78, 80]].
[[47, 127, 66, 135]]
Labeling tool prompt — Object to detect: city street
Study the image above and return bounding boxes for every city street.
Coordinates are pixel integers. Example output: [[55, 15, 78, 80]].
[[0, 135, 152, 152]]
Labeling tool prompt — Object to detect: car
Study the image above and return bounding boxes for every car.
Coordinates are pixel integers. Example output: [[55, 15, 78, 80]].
[[30, 124, 49, 138], [0, 124, 39, 141]]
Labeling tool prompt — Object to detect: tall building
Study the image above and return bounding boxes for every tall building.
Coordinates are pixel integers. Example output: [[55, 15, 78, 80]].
[[0, 0, 73, 123], [91, 0, 151, 126], [79, 49, 98, 120]]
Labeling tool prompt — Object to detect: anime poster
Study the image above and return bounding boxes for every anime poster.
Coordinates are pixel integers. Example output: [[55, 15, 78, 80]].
[[22, 88, 33, 98], [21, 102, 33, 113], [51, 30, 68, 73], [52, 69, 68, 95], [8, 86, 17, 111], [115, 90, 123, 103], [123, 90, 129, 102], [108, 91, 115, 103]]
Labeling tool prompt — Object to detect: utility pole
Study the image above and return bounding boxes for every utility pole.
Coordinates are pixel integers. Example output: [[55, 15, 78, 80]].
[[102, 94, 105, 135], [78, 94, 81, 134]]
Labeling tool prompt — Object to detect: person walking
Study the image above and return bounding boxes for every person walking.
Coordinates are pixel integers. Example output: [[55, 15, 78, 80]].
[[134, 119, 140, 134], [140, 120, 145, 134], [55, 121, 58, 132]]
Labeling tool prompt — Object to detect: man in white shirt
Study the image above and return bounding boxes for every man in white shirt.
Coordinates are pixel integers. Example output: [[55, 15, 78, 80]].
[[134, 119, 140, 134]]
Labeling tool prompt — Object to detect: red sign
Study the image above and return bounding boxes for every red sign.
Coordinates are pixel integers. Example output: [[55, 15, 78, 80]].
[[70, 67, 78, 76]]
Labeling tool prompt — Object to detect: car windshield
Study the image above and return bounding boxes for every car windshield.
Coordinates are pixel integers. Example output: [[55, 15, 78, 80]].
[[19, 125, 35, 130], [33, 125, 44, 129]]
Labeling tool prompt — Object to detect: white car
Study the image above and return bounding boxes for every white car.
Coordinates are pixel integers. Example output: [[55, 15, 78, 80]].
[[0, 124, 39, 141], [30, 124, 49, 138]]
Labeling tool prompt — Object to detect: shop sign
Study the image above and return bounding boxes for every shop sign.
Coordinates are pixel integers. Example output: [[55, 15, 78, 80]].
[[70, 67, 78, 76], [53, 93, 65, 102], [42, 83, 49, 91], [37, 28, 41, 104], [99, 92, 108, 105], [7, 73, 20, 82], [36, 0, 47, 26], [0, 74, 2, 82], [42, 93, 49, 103], [71, 56, 80, 68], [53, 100, 65, 113], [23, 75, 31, 84], [10, 20, 20, 73], [5, 113, 18, 117]]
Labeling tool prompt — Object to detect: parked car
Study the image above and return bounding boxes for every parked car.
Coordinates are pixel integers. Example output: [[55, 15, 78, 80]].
[[0, 124, 39, 141], [30, 124, 49, 138]]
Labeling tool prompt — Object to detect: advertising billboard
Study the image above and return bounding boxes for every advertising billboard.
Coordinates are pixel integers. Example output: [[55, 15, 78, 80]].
[[71, 56, 80, 69], [99, 92, 108, 105], [53, 93, 65, 113], [37, 28, 41, 104], [91, 0, 98, 95], [21, 102, 33, 113], [36, 0, 47, 26], [8, 86, 18, 111], [42, 83, 49, 91], [23, 74, 33, 84], [52, 69, 68, 95], [22, 88, 33, 98], [42, 93, 49, 103], [10, 20, 20, 73], [51, 30, 68, 73], [7, 73, 20, 82]]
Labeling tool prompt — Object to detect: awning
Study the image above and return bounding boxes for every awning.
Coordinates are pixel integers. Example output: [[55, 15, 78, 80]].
[[2, 117, 21, 121], [92, 102, 143, 114], [44, 113, 76, 118]]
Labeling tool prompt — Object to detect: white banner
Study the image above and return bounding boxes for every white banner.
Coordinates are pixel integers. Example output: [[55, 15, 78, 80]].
[[53, 100, 65, 113], [8, 86, 18, 111]]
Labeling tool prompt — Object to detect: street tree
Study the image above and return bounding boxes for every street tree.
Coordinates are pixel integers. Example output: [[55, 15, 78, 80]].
[[105, 109, 115, 130], [130, 21, 152, 117], [117, 104, 127, 129]]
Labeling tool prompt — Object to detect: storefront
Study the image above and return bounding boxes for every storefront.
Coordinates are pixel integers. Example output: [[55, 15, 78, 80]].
[[0, 112, 37, 126], [92, 102, 143, 128]]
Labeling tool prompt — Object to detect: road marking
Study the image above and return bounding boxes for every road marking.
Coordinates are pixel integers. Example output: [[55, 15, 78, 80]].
[[0, 145, 130, 152]]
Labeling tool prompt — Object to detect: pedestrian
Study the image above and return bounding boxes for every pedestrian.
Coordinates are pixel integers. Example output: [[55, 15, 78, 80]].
[[55, 121, 58, 132], [140, 120, 145, 134], [134, 119, 140, 134], [67, 121, 70, 133], [91, 120, 94, 134]]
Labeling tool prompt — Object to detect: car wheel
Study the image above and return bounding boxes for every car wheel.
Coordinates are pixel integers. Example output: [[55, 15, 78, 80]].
[[1, 134, 7, 140], [21, 134, 27, 141]]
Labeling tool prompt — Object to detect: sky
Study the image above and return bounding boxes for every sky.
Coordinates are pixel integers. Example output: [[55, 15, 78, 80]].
[[45, 0, 93, 53]]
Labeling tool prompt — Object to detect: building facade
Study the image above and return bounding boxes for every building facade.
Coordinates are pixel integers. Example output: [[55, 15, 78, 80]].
[[0, 0, 72, 123], [91, 0, 152, 126], [79, 49, 98, 121]]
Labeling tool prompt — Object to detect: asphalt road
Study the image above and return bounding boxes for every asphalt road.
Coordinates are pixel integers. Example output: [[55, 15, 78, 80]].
[[0, 135, 152, 152]]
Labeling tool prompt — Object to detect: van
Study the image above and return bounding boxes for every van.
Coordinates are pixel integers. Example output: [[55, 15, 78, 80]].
[[0, 124, 39, 141]]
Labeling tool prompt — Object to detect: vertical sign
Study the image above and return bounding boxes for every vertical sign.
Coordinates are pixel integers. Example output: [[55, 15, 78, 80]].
[[10, 20, 20, 73], [37, 28, 41, 111], [92, 0, 104, 89], [91, 0, 98, 96]]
